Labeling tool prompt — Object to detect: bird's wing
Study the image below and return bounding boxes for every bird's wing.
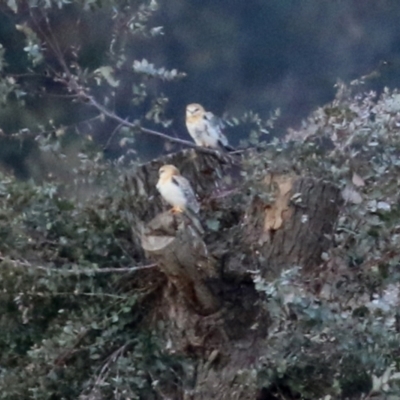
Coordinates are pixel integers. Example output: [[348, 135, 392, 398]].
[[204, 112, 232, 149], [171, 175, 200, 213], [204, 111, 225, 130]]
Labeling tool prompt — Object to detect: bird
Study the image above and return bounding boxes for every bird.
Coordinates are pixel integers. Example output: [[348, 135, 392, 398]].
[[185, 103, 234, 151], [156, 164, 200, 214]]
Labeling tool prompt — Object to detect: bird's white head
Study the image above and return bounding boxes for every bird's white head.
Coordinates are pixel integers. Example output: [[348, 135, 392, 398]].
[[158, 164, 180, 180], [186, 103, 205, 119]]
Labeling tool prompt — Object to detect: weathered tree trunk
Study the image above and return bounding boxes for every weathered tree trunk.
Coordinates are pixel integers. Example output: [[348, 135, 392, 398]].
[[243, 172, 343, 280], [142, 211, 219, 315], [131, 148, 342, 399]]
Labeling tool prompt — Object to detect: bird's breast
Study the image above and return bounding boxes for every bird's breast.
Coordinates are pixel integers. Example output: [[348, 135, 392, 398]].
[[157, 179, 187, 208]]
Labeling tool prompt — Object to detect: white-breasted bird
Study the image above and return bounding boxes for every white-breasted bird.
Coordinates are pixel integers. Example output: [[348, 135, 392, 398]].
[[156, 164, 200, 214], [185, 103, 234, 151]]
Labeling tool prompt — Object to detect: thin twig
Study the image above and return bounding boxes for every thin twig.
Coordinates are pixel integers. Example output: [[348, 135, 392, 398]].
[[7, 291, 131, 299], [0, 256, 157, 274], [103, 120, 125, 150], [9, 114, 103, 139], [83, 341, 131, 398]]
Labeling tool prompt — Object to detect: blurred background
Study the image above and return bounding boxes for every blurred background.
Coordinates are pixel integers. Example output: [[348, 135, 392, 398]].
[[1, 0, 400, 176]]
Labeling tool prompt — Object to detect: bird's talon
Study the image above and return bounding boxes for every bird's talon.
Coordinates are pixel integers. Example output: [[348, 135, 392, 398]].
[[171, 206, 184, 214]]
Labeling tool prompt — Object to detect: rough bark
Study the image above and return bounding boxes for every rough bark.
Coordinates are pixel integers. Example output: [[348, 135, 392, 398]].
[[142, 211, 219, 315], [133, 148, 342, 399], [243, 172, 343, 280]]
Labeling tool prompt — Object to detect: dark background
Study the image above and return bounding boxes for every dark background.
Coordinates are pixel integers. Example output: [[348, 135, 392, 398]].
[[155, 1, 400, 139]]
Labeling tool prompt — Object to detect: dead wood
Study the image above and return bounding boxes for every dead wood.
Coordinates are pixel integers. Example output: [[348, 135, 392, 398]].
[[142, 210, 220, 315], [132, 148, 342, 398], [244, 172, 343, 280]]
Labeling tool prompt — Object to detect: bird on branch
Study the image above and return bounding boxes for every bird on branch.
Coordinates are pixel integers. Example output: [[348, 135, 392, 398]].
[[185, 103, 234, 152]]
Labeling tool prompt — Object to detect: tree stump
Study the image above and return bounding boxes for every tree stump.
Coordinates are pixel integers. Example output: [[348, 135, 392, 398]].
[[132, 149, 343, 399], [141, 211, 219, 315], [245, 173, 343, 279]]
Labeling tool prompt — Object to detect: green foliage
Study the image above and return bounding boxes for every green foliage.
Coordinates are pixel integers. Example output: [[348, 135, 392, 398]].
[[0, 0, 185, 167], [0, 2, 191, 393], [0, 149, 185, 399], [246, 83, 400, 398]]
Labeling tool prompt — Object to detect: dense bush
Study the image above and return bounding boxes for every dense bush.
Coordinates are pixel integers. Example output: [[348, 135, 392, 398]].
[[253, 83, 400, 398]]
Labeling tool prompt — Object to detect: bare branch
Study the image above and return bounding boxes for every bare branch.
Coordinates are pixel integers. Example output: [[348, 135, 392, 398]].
[[0, 256, 157, 274], [85, 94, 222, 155]]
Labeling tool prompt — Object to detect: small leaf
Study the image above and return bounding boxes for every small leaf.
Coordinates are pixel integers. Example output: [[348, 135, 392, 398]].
[[150, 26, 164, 36], [6, 0, 17, 12], [94, 66, 119, 87], [206, 218, 220, 232], [352, 172, 365, 187], [341, 185, 362, 204], [377, 201, 391, 211]]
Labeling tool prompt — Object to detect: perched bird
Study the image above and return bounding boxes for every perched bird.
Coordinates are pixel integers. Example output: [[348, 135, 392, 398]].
[[185, 103, 234, 151], [156, 164, 200, 214]]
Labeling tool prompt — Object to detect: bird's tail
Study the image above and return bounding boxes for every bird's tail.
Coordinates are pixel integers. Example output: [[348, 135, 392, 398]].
[[184, 208, 205, 235]]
